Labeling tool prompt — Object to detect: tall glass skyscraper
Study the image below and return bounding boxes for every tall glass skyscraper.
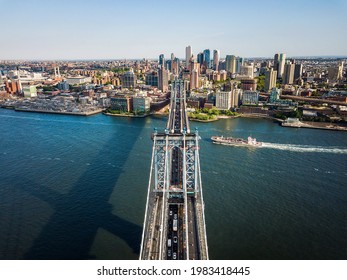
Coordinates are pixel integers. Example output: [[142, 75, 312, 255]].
[[197, 52, 204, 65], [213, 49, 220, 71], [185, 45, 192, 68], [159, 54, 164, 66], [236, 57, 244, 73], [278, 53, 286, 78], [203, 49, 211, 68], [225, 55, 236, 73]]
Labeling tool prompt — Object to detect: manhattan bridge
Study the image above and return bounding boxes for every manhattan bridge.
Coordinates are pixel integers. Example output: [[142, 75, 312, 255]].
[[139, 79, 209, 260]]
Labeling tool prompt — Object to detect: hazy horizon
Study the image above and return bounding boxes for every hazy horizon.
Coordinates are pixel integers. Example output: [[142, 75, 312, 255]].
[[1, 55, 347, 62]]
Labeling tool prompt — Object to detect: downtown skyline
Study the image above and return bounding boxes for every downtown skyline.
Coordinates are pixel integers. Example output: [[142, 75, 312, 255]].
[[1, 0, 347, 60]]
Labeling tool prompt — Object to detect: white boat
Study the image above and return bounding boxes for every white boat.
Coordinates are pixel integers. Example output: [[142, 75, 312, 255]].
[[211, 135, 262, 147]]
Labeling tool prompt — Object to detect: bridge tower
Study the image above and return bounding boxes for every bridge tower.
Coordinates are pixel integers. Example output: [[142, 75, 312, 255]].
[[140, 79, 208, 260]]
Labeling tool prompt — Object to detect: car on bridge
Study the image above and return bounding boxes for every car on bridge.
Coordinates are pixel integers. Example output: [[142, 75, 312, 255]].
[[173, 219, 178, 231]]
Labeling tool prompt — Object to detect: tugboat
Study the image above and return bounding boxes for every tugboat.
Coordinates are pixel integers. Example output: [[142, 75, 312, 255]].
[[211, 135, 262, 147]]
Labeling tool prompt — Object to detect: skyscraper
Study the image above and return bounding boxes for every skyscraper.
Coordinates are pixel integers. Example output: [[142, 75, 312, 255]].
[[203, 49, 211, 69], [278, 53, 286, 78], [225, 55, 236, 74], [171, 58, 180, 75], [197, 52, 204, 65], [190, 69, 199, 90], [225, 56, 231, 72], [159, 54, 164, 66], [170, 53, 175, 72], [236, 57, 244, 73], [186, 45, 192, 68], [213, 49, 220, 71], [165, 60, 171, 71], [294, 63, 303, 81], [273, 53, 279, 73], [159, 65, 169, 92], [282, 62, 295, 85], [190, 60, 200, 73], [264, 68, 277, 92]]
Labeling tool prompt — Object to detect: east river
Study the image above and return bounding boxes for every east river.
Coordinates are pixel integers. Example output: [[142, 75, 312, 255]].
[[0, 108, 346, 259]]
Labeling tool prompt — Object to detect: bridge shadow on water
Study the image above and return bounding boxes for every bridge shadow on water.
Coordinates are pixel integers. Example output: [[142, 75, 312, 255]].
[[19, 122, 144, 260]]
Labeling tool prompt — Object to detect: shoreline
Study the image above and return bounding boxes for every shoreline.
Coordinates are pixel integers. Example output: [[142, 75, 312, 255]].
[[189, 117, 219, 123], [103, 112, 150, 118], [189, 114, 238, 123], [14, 107, 103, 116], [282, 121, 347, 131], [239, 113, 284, 123], [2, 107, 346, 131], [189, 114, 284, 124]]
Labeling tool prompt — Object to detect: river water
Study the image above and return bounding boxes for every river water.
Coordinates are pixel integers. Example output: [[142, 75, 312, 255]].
[[0, 109, 346, 259]]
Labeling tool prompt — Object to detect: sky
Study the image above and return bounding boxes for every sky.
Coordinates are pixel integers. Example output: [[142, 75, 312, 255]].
[[1, 0, 346, 60]]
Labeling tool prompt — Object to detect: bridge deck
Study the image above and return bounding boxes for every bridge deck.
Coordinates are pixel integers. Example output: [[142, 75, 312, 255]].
[[140, 79, 208, 260]]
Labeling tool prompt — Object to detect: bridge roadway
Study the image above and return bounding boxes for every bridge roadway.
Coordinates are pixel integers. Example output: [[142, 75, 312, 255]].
[[140, 193, 163, 260], [141, 191, 204, 260], [140, 79, 208, 260]]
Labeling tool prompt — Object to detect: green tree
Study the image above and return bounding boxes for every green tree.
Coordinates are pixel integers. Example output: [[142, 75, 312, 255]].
[[255, 75, 265, 92], [208, 108, 220, 115], [42, 86, 57, 91]]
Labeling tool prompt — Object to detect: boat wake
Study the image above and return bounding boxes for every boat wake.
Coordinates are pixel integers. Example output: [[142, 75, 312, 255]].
[[261, 142, 347, 154]]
